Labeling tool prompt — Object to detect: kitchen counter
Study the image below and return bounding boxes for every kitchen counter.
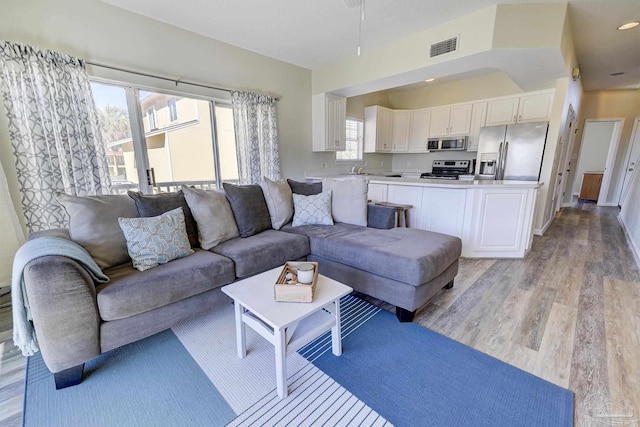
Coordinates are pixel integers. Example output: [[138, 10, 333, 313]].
[[308, 174, 541, 259], [307, 174, 542, 189]]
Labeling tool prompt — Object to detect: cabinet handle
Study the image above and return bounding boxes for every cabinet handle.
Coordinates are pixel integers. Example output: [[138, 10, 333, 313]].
[[513, 115, 517, 122], [518, 115, 522, 121]]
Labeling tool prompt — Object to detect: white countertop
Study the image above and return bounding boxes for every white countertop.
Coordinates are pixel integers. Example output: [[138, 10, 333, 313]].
[[307, 174, 543, 189]]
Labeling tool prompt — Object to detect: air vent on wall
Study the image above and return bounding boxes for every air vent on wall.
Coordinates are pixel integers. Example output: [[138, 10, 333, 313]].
[[430, 36, 458, 58]]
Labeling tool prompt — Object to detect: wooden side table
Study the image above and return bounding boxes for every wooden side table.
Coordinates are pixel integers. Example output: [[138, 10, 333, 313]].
[[374, 202, 413, 227], [579, 172, 603, 202]]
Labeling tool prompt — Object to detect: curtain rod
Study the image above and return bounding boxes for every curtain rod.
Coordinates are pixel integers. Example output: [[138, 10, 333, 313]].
[[85, 61, 280, 100]]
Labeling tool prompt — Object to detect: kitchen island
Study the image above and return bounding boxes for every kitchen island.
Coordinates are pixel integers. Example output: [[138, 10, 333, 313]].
[[309, 175, 542, 258]]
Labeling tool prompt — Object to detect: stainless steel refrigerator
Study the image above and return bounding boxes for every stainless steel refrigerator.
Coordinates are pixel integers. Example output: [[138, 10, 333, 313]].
[[475, 122, 549, 181]]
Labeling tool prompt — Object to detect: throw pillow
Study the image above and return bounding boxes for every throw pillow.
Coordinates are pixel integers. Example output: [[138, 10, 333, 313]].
[[181, 186, 239, 250], [292, 191, 334, 227], [56, 193, 139, 270], [260, 177, 294, 230], [322, 177, 369, 227], [287, 179, 322, 196], [118, 208, 194, 272], [127, 190, 199, 248], [222, 183, 272, 237]]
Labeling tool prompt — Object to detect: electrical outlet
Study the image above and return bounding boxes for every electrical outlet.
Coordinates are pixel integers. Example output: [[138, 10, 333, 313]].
[[321, 162, 327, 169], [380, 161, 384, 167]]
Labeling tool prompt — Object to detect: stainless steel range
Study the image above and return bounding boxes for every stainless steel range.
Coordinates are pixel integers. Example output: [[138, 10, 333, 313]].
[[420, 160, 470, 180]]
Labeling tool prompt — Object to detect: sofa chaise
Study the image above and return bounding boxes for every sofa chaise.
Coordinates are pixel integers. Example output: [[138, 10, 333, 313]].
[[19, 179, 461, 389]]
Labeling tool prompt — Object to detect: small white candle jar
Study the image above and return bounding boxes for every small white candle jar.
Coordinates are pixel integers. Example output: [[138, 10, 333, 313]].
[[296, 263, 315, 284]]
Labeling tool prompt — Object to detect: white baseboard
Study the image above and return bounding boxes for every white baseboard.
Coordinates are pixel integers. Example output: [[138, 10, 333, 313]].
[[561, 202, 574, 208], [598, 202, 620, 207], [618, 215, 640, 270], [534, 217, 554, 236]]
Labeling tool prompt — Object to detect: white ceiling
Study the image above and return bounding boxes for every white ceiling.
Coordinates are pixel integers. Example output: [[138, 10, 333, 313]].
[[102, 0, 640, 91]]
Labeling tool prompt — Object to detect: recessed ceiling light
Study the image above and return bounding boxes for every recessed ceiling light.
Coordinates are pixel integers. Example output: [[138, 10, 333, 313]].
[[424, 78, 435, 82], [617, 21, 639, 30], [610, 72, 625, 76]]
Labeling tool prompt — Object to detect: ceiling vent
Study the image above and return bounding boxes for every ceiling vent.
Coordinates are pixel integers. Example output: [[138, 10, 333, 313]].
[[430, 36, 458, 58]]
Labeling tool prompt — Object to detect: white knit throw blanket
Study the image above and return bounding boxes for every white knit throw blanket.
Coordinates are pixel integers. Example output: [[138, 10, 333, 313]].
[[12, 236, 109, 356]]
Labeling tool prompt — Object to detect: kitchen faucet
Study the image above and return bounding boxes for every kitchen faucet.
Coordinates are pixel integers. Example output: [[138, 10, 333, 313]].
[[351, 163, 362, 174]]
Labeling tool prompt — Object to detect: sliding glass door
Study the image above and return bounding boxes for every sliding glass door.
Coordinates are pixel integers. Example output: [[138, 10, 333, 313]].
[[90, 80, 237, 195]]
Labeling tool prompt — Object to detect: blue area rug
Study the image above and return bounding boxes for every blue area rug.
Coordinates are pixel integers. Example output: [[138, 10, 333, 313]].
[[302, 307, 574, 427], [23, 296, 573, 426], [24, 331, 235, 427]]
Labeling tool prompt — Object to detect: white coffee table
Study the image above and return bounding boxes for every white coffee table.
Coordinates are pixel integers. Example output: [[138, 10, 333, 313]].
[[221, 267, 352, 399]]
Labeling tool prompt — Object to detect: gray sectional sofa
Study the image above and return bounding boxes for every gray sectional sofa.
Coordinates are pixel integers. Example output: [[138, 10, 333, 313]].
[[20, 181, 461, 390]]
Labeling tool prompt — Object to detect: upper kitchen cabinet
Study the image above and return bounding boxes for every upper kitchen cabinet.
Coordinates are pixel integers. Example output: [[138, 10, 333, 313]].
[[408, 108, 431, 152], [312, 93, 346, 152], [392, 110, 410, 152], [467, 102, 487, 152], [485, 90, 554, 126], [364, 105, 393, 153], [429, 103, 472, 137]]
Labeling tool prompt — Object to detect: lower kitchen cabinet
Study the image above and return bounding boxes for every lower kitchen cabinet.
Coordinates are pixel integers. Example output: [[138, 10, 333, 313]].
[[368, 183, 388, 203], [387, 185, 422, 228], [420, 188, 466, 237]]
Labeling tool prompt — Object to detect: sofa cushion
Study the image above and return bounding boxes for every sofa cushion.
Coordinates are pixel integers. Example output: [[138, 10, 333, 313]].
[[322, 177, 368, 227], [118, 208, 194, 272], [287, 179, 322, 196], [222, 183, 272, 237], [282, 223, 461, 286], [97, 250, 235, 321], [56, 193, 138, 270], [212, 230, 310, 278], [292, 191, 334, 226], [260, 177, 293, 230], [128, 190, 199, 248], [182, 186, 239, 249]]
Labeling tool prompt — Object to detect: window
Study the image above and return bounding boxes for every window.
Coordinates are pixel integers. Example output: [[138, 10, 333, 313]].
[[336, 118, 363, 161], [168, 98, 178, 122], [90, 80, 237, 195], [147, 107, 157, 130]]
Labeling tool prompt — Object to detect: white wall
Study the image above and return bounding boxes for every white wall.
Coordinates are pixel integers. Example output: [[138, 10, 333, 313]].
[[619, 162, 640, 267], [0, 0, 319, 234], [572, 121, 615, 194]]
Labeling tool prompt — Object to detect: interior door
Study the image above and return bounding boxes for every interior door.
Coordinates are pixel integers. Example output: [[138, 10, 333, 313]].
[[619, 118, 640, 206], [553, 107, 576, 213]]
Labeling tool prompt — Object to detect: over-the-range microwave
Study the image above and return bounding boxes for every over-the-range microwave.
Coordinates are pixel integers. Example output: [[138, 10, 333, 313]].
[[427, 136, 468, 151]]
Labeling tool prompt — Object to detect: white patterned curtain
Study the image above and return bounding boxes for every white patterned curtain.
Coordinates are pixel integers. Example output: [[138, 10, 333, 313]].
[[0, 41, 111, 232], [231, 91, 280, 185]]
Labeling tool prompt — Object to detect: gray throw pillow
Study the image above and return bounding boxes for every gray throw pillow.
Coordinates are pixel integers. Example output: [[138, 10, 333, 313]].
[[287, 179, 322, 196], [292, 191, 334, 227], [118, 207, 194, 272], [222, 183, 272, 237], [181, 186, 239, 250], [260, 177, 294, 230], [322, 177, 369, 227], [56, 193, 139, 270], [127, 190, 199, 248]]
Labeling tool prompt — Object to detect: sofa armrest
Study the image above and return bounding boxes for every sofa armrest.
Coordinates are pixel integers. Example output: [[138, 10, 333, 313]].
[[23, 255, 101, 373], [28, 228, 71, 241], [367, 204, 396, 229]]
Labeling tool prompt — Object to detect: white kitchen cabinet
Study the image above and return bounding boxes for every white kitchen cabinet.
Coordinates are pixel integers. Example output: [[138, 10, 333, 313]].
[[466, 188, 537, 257], [367, 183, 388, 203], [408, 108, 431, 152], [517, 91, 554, 123], [429, 104, 472, 137], [485, 90, 554, 126], [392, 110, 410, 152], [387, 185, 422, 228], [420, 188, 466, 237], [467, 102, 487, 152], [312, 93, 346, 152], [364, 106, 393, 153]]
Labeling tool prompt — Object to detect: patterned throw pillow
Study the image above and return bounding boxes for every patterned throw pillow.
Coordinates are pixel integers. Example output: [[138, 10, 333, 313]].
[[118, 207, 194, 272], [292, 191, 334, 227]]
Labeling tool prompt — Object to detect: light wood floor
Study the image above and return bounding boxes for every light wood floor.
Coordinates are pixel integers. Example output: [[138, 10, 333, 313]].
[[1, 204, 638, 426]]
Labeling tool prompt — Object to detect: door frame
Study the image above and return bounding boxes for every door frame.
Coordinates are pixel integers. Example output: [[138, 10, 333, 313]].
[[553, 105, 576, 213], [575, 118, 625, 206], [618, 117, 640, 206]]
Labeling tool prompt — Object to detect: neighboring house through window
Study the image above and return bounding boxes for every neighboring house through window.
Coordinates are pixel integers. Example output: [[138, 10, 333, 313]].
[[336, 118, 363, 161], [147, 107, 157, 130]]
